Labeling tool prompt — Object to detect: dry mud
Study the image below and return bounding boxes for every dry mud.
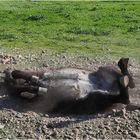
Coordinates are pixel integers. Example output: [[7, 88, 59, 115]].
[[0, 48, 140, 139]]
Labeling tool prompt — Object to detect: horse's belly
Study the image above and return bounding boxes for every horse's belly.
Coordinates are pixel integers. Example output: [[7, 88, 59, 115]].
[[47, 79, 94, 98], [39, 68, 109, 101], [41, 68, 96, 98], [37, 68, 119, 109]]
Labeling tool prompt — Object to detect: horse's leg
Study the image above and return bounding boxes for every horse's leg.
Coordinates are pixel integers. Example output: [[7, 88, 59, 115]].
[[12, 85, 48, 99], [11, 70, 44, 81], [13, 85, 38, 94], [24, 70, 45, 78]]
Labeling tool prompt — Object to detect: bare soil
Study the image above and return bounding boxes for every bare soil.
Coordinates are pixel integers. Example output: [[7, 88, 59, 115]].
[[0, 48, 140, 139]]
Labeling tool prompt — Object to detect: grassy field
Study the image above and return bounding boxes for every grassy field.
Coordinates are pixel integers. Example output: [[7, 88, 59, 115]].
[[0, 1, 140, 60]]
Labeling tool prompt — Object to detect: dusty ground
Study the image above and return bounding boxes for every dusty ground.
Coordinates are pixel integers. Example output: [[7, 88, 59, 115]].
[[0, 48, 140, 139]]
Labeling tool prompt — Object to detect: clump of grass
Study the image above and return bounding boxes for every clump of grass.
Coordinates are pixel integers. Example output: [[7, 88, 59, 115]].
[[0, 33, 17, 40], [27, 15, 44, 21], [89, 7, 97, 11], [67, 27, 111, 36], [128, 25, 140, 32]]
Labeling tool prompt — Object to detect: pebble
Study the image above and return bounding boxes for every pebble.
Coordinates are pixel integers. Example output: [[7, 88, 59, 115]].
[[16, 113, 23, 118], [41, 50, 45, 54], [116, 125, 120, 132], [11, 110, 17, 115], [44, 114, 49, 117], [62, 55, 67, 59], [122, 130, 128, 135], [64, 135, 73, 139], [50, 131, 57, 138], [0, 124, 4, 129], [104, 126, 111, 130], [83, 135, 90, 140], [129, 131, 139, 138]]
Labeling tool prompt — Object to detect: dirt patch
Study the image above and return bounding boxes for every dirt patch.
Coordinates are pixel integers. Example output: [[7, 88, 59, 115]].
[[0, 48, 140, 139]]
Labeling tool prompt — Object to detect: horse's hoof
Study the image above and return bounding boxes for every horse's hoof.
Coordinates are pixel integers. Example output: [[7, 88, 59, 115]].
[[38, 87, 48, 95], [20, 92, 36, 99]]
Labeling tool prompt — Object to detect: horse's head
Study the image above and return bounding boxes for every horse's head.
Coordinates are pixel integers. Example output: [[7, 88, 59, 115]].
[[118, 58, 135, 89]]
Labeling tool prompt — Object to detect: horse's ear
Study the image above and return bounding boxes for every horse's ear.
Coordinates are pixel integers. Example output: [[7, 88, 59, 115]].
[[119, 58, 129, 65], [118, 58, 129, 71], [120, 75, 129, 87], [123, 58, 129, 65]]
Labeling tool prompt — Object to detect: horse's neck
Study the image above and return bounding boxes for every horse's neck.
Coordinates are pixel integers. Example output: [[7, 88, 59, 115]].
[[90, 66, 121, 92]]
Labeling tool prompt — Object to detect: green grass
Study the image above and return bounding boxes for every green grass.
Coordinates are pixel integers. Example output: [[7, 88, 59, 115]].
[[0, 1, 140, 60]]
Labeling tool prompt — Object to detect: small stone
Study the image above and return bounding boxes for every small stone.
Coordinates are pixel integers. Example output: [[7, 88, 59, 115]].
[[62, 55, 66, 59], [18, 131, 25, 137], [44, 114, 49, 117], [51, 131, 57, 138], [123, 130, 128, 135], [114, 118, 121, 124], [76, 126, 81, 129], [107, 115, 111, 118], [134, 109, 140, 113], [18, 54, 23, 59], [0, 124, 4, 129], [83, 134, 88, 139], [46, 136, 51, 139], [43, 63, 48, 67], [64, 135, 73, 139], [116, 125, 120, 132], [101, 128, 106, 135], [41, 50, 45, 54], [133, 116, 140, 122], [129, 131, 139, 138], [12, 60, 17, 64], [21, 131, 25, 136], [42, 128, 48, 134], [42, 125, 47, 129], [12, 110, 17, 115], [105, 126, 111, 130], [72, 128, 78, 134], [122, 108, 127, 118], [16, 113, 23, 118]]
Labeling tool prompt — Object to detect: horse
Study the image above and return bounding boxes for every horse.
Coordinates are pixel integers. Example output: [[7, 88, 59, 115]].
[[3, 58, 137, 114]]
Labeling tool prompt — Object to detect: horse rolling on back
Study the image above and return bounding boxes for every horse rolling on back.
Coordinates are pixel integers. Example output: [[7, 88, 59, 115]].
[[4, 58, 136, 114]]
